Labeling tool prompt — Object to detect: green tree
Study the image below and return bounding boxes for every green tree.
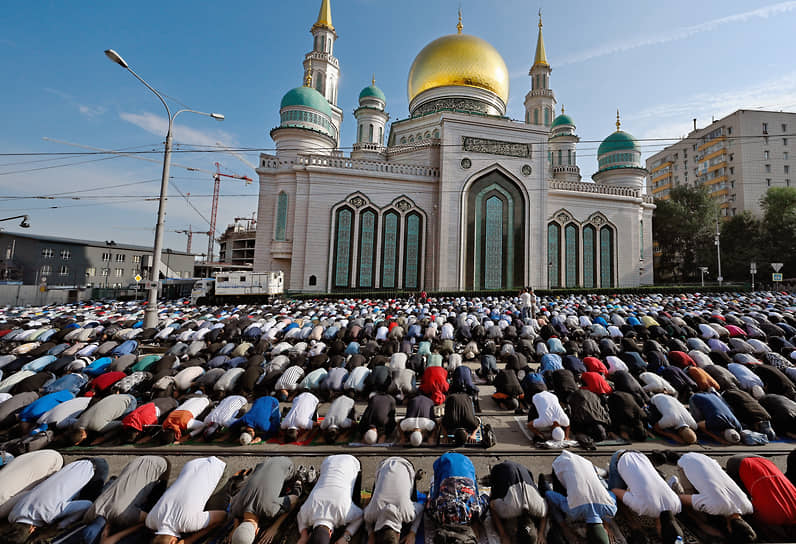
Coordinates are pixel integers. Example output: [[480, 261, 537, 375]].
[[719, 211, 761, 282], [760, 186, 796, 278], [653, 186, 718, 282]]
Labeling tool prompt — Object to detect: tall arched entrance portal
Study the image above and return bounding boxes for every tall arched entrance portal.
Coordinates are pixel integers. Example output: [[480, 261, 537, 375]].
[[464, 170, 526, 290]]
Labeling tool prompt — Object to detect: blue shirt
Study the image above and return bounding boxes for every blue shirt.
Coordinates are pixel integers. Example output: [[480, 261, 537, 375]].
[[431, 452, 479, 500], [22, 355, 57, 373], [540, 353, 563, 373], [236, 396, 280, 434], [689, 391, 742, 432], [84, 357, 112, 377], [42, 373, 87, 396], [18, 390, 74, 422]]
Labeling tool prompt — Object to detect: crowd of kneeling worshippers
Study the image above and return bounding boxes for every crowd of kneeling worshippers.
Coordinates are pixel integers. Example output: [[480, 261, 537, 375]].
[[1, 448, 796, 544], [0, 291, 794, 541], [0, 292, 796, 452]]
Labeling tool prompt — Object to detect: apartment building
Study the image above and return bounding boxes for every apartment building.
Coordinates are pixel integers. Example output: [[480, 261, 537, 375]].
[[646, 110, 795, 216]]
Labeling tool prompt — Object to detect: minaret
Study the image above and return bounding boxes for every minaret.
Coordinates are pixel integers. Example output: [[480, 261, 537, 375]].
[[524, 10, 556, 128], [304, 0, 343, 138], [352, 75, 389, 159], [549, 105, 581, 182]]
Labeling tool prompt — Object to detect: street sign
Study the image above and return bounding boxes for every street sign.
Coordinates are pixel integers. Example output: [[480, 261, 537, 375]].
[[750, 262, 757, 273], [772, 262, 784, 272], [134, 274, 142, 283], [773, 273, 783, 282], [717, 276, 723, 283]]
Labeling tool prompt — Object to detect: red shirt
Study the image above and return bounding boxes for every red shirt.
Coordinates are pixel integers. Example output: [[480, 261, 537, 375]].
[[419, 366, 449, 405], [87, 371, 126, 393], [668, 351, 696, 369], [582, 357, 608, 375], [739, 457, 796, 525], [580, 372, 613, 395], [122, 402, 158, 431]]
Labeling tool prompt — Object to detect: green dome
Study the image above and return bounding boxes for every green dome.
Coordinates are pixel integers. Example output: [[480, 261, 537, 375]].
[[280, 86, 332, 118], [359, 84, 386, 102], [598, 130, 639, 156], [551, 113, 575, 128]]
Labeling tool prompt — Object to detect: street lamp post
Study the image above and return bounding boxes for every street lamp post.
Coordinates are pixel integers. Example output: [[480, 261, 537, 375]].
[[714, 219, 723, 286], [699, 266, 708, 288], [104, 49, 223, 328]]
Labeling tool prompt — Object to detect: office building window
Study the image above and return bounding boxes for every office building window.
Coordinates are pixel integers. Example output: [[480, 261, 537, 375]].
[[86, 267, 95, 277], [765, 164, 771, 173], [132, 255, 141, 263], [59, 265, 69, 276], [102, 252, 111, 262], [785, 138, 789, 146], [60, 249, 71, 260], [114, 268, 123, 277], [42, 248, 54, 259], [783, 123, 787, 132], [785, 152, 789, 160], [40, 264, 51, 276], [767, 179, 771, 187], [786, 165, 790, 174], [764, 150, 769, 160], [115, 254, 125, 262], [101, 268, 109, 277], [763, 122, 768, 133]]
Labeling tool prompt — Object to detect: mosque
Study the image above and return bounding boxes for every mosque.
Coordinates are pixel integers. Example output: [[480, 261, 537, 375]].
[[253, 0, 655, 292]]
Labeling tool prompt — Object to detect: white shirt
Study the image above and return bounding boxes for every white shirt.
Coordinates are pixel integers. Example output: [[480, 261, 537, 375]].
[[605, 356, 628, 374], [552, 451, 613, 513], [615, 451, 681, 517], [345, 367, 370, 391], [297, 454, 363, 533], [281, 392, 319, 430], [728, 363, 764, 390], [176, 396, 211, 418], [146, 456, 226, 537], [531, 391, 570, 429], [677, 453, 753, 516], [640, 372, 677, 395], [274, 366, 305, 391], [10, 459, 95, 526], [650, 394, 697, 430]]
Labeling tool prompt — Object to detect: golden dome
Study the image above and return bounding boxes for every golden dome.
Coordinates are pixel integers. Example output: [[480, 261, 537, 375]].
[[407, 33, 510, 106]]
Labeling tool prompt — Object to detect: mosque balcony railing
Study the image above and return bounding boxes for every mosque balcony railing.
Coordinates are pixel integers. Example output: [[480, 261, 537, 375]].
[[549, 180, 644, 199], [305, 51, 339, 67], [552, 165, 580, 174], [528, 89, 554, 98], [297, 154, 439, 178], [352, 142, 386, 153]]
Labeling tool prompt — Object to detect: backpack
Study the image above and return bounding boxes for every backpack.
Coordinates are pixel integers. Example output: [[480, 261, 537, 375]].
[[482, 423, 497, 449], [429, 476, 484, 526]]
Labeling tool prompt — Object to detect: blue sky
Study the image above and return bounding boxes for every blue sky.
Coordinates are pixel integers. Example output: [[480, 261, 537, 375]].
[[3, 0, 796, 253]]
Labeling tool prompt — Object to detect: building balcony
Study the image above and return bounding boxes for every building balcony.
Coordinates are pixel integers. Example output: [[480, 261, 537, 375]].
[[352, 142, 386, 153], [270, 240, 292, 260]]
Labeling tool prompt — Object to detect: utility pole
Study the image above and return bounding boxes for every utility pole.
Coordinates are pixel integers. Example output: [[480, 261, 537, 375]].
[[699, 266, 708, 287], [750, 262, 757, 291]]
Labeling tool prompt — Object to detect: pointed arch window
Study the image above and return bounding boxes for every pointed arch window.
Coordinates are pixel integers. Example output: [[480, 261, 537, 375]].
[[358, 124, 363, 143], [565, 223, 578, 287], [544, 108, 551, 126], [403, 213, 423, 290], [368, 124, 374, 143], [381, 211, 400, 289], [357, 209, 377, 288], [378, 127, 383, 145], [567, 149, 572, 165], [534, 109, 539, 125], [600, 226, 614, 288], [558, 149, 562, 166], [275, 191, 288, 241], [583, 225, 596, 288], [332, 207, 354, 288], [547, 223, 560, 288]]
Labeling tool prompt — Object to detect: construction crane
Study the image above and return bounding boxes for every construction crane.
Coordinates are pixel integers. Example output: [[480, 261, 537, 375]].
[[208, 163, 252, 261], [174, 226, 210, 254], [215, 141, 258, 175]]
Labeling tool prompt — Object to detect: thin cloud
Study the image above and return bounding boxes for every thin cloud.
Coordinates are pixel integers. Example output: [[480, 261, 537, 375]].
[[560, 1, 796, 66], [632, 70, 796, 141], [43, 87, 106, 119], [120, 111, 236, 148]]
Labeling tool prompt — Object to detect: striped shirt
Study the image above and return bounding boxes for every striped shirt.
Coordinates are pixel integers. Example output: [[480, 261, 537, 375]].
[[274, 366, 305, 391], [199, 395, 247, 429]]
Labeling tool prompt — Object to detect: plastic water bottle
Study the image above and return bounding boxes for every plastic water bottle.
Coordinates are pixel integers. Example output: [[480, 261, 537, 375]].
[[675, 536, 684, 543]]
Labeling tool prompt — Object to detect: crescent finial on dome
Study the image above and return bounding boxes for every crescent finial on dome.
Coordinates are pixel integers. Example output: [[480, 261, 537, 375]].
[[616, 108, 621, 132], [457, 7, 463, 34]]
